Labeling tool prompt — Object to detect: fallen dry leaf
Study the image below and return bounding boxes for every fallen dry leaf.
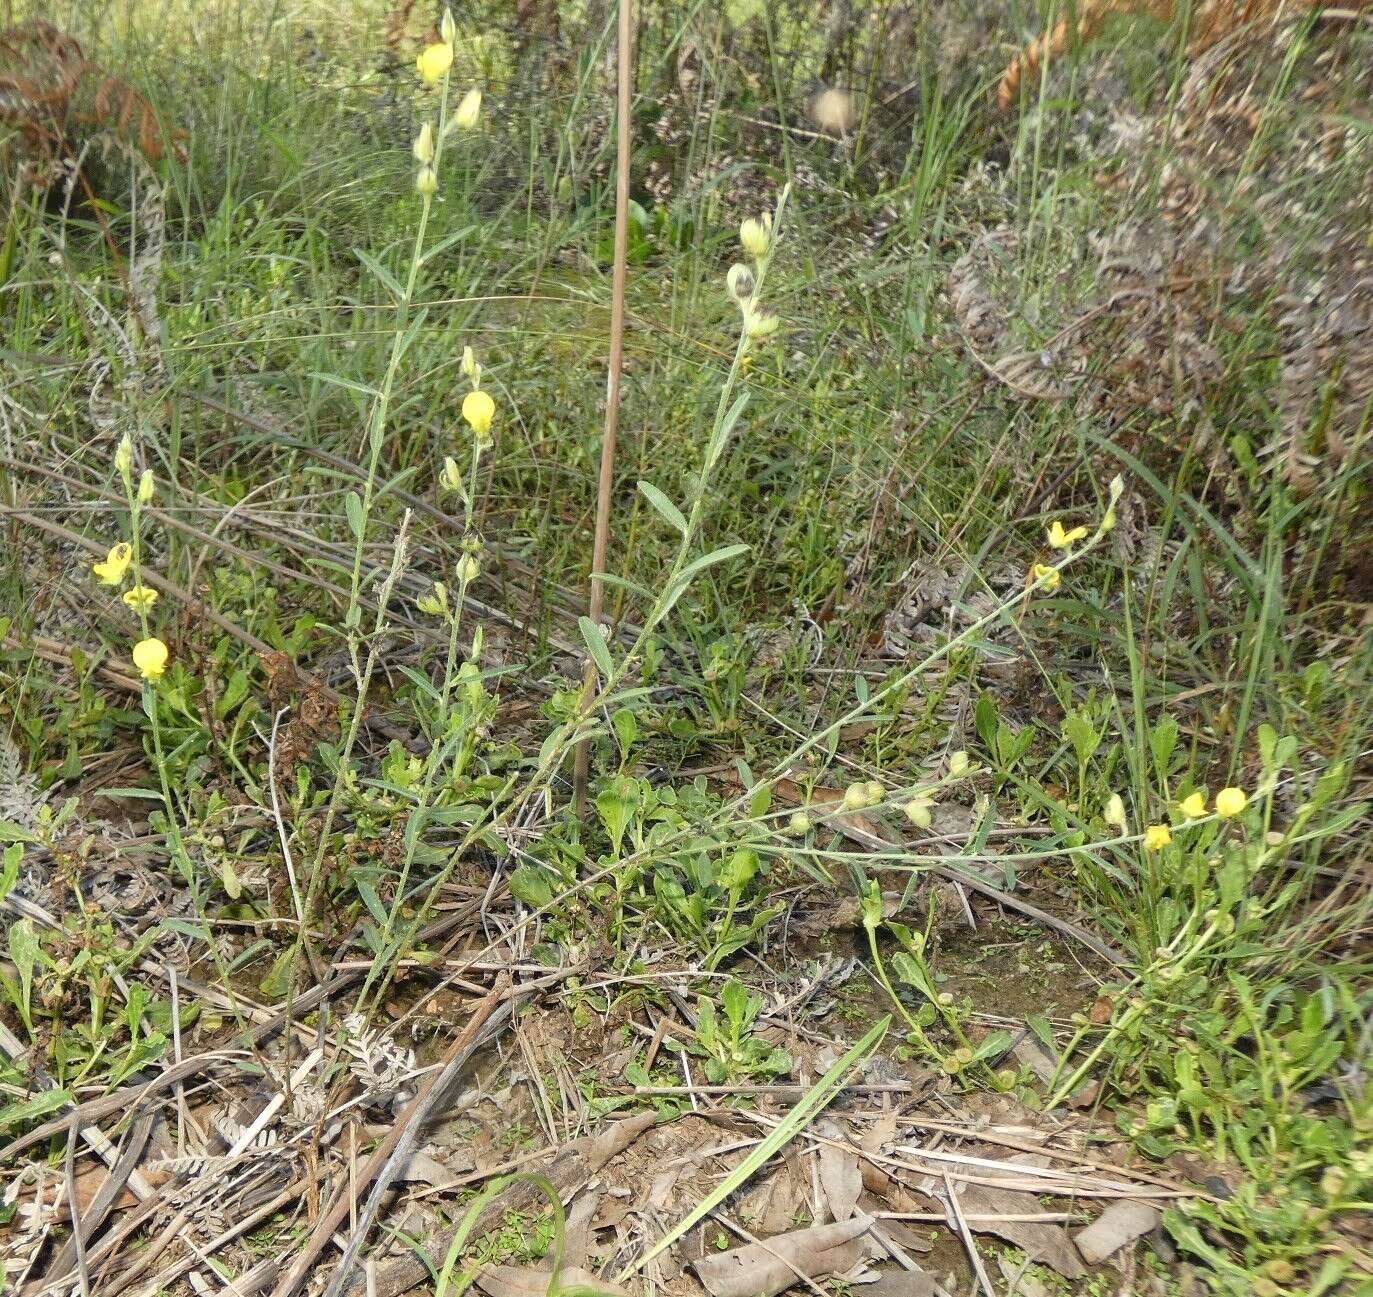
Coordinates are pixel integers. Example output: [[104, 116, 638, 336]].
[[1074, 1200, 1161, 1264], [954, 1183, 1085, 1279], [476, 1265, 629, 1297], [691, 1214, 878, 1297], [816, 1119, 863, 1223]]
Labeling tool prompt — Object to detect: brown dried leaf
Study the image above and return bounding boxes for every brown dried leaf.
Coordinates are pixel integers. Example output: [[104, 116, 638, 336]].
[[1075, 1201, 1161, 1264], [955, 1184, 1085, 1278], [691, 1215, 877, 1297]]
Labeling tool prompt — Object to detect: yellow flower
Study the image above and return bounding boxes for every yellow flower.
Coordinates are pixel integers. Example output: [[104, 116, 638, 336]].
[[739, 215, 771, 260], [1215, 786, 1248, 818], [1047, 520, 1088, 549], [132, 637, 169, 681], [1144, 824, 1173, 851], [413, 122, 435, 163], [416, 41, 454, 85], [1179, 792, 1207, 818], [462, 389, 495, 438], [122, 585, 159, 612], [415, 165, 438, 196], [1031, 562, 1061, 592], [92, 543, 133, 586], [453, 87, 482, 131]]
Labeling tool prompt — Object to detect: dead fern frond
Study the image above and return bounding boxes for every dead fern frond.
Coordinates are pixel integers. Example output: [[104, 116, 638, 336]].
[[0, 20, 186, 164], [996, 0, 1372, 112]]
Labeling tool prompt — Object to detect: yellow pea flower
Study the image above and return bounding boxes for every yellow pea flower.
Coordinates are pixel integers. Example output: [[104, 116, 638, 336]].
[[1047, 519, 1088, 549], [462, 389, 495, 438], [739, 215, 771, 260], [1144, 824, 1173, 851], [453, 88, 482, 131], [132, 637, 169, 680], [1215, 787, 1248, 818], [122, 585, 159, 612], [92, 543, 133, 586], [1030, 562, 1061, 592], [416, 41, 454, 85], [1179, 792, 1207, 818]]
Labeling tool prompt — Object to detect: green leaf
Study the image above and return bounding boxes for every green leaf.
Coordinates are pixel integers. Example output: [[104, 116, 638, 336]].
[[354, 247, 405, 302], [578, 616, 615, 681], [345, 490, 366, 542], [0, 1087, 73, 1131], [638, 481, 688, 535], [8, 917, 40, 1025], [676, 543, 750, 585]]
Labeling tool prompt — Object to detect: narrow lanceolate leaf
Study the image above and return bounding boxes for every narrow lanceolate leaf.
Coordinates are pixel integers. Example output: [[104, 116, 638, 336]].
[[353, 247, 405, 303], [578, 616, 615, 680], [344, 491, 366, 542], [638, 481, 688, 535], [676, 543, 750, 585]]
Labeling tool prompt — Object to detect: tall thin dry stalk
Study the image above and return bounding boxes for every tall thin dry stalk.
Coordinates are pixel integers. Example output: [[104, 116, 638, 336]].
[[573, 0, 634, 816]]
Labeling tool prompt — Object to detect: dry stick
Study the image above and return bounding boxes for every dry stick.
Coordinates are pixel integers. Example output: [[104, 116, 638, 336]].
[[572, 0, 635, 817], [0, 903, 481, 1163], [267, 981, 510, 1297]]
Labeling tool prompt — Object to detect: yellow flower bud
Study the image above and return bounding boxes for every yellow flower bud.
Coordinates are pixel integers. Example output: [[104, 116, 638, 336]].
[[462, 389, 495, 438], [416, 165, 438, 196], [726, 263, 754, 303], [413, 122, 435, 163], [439, 456, 463, 493], [1047, 519, 1088, 549], [1104, 793, 1127, 830], [787, 810, 811, 835], [440, 8, 456, 43], [904, 797, 932, 828], [461, 345, 480, 385], [457, 553, 480, 584], [453, 87, 482, 131], [1179, 792, 1207, 818], [114, 434, 134, 484], [842, 782, 867, 812], [743, 305, 779, 338], [949, 750, 969, 777], [1215, 787, 1248, 818], [417, 581, 449, 615], [416, 41, 454, 85], [122, 584, 159, 612], [137, 470, 155, 505], [739, 214, 771, 260], [92, 542, 133, 586], [132, 637, 169, 680], [1030, 562, 1061, 592], [1144, 824, 1173, 851]]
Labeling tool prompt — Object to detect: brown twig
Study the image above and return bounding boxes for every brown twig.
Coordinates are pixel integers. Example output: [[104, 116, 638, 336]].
[[572, 0, 634, 816]]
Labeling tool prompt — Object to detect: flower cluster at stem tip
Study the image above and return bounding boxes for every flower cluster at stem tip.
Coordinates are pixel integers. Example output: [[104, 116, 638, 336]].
[[727, 212, 780, 342], [412, 11, 482, 196], [93, 434, 168, 680]]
